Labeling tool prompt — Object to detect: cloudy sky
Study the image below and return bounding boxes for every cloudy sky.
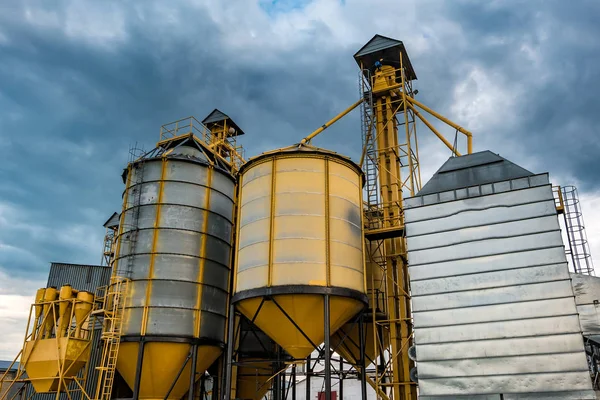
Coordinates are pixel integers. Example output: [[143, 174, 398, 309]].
[[1, 0, 599, 359]]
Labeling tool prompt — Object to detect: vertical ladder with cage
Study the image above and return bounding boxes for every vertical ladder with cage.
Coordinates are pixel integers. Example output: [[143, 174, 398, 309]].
[[359, 70, 379, 215], [95, 278, 129, 400], [95, 146, 145, 400]]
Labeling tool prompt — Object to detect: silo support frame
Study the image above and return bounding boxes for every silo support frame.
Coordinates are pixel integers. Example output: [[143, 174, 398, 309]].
[[131, 340, 145, 400]]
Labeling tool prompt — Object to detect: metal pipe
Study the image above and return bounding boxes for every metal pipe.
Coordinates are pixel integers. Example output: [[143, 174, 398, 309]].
[[324, 295, 331, 400], [301, 99, 364, 144], [407, 103, 461, 157], [406, 96, 473, 153]]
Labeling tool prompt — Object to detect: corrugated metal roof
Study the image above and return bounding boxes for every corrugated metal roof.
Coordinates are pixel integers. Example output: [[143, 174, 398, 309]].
[[354, 34, 404, 58], [0, 360, 19, 371], [201, 109, 230, 125], [102, 212, 120, 229], [47, 262, 111, 293], [417, 150, 534, 196], [354, 34, 417, 81], [201, 108, 245, 136]]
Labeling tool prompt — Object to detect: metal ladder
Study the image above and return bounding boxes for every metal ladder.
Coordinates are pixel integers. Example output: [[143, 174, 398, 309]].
[[95, 148, 145, 400], [95, 278, 129, 400], [123, 148, 146, 278], [359, 69, 378, 212]]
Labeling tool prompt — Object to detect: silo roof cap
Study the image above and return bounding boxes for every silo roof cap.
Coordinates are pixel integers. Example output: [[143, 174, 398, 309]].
[[417, 150, 534, 196]]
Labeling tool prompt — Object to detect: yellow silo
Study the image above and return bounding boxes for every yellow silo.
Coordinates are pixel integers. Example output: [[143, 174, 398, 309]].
[[330, 239, 388, 367], [232, 144, 368, 360]]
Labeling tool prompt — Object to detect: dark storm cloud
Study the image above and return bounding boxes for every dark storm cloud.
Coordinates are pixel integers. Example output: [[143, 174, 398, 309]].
[[0, 0, 359, 279], [437, 0, 600, 189], [0, 0, 599, 284]]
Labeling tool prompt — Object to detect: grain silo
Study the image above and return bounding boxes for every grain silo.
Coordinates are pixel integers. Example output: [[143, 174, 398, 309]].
[[108, 114, 243, 400], [404, 150, 595, 399], [232, 144, 368, 362]]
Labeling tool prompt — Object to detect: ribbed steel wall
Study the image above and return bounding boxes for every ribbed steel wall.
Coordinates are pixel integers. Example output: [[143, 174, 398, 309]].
[[47, 262, 112, 293], [571, 273, 600, 338], [405, 174, 595, 400], [26, 263, 110, 400]]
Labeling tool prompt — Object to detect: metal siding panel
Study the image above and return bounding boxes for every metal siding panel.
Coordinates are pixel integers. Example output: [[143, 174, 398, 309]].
[[406, 200, 556, 237], [415, 315, 582, 344], [416, 333, 586, 361], [407, 165, 591, 397], [413, 297, 578, 327], [418, 352, 589, 378], [408, 231, 563, 266], [47, 263, 111, 292], [571, 272, 600, 305], [412, 280, 575, 311], [418, 371, 592, 396], [405, 185, 552, 223], [420, 391, 596, 400], [529, 173, 550, 186], [409, 247, 567, 281], [411, 264, 569, 296], [407, 215, 560, 251], [576, 304, 600, 336]]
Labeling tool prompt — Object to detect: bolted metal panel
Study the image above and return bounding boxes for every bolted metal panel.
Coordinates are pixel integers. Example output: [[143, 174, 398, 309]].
[[112, 145, 235, 400], [405, 158, 594, 398], [235, 147, 365, 292], [233, 145, 367, 360], [114, 155, 235, 341], [416, 333, 588, 362], [571, 273, 600, 337], [47, 263, 111, 293]]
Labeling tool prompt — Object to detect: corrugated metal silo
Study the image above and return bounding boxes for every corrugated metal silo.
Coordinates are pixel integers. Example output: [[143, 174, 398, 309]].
[[113, 139, 235, 400], [404, 151, 595, 399], [232, 144, 367, 360]]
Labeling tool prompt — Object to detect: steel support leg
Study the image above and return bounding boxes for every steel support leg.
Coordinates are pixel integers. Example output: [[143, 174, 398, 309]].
[[359, 316, 367, 400], [132, 339, 145, 400], [188, 343, 198, 400], [339, 357, 344, 400], [200, 373, 206, 400], [292, 364, 297, 400], [324, 295, 331, 400], [306, 354, 311, 400], [223, 304, 235, 400]]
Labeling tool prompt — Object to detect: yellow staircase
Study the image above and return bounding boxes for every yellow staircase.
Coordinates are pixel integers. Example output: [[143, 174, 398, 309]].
[[94, 277, 128, 400]]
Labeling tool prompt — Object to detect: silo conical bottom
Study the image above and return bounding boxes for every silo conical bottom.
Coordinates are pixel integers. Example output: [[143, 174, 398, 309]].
[[234, 359, 273, 400], [236, 294, 364, 359], [117, 342, 222, 400], [330, 321, 389, 368]]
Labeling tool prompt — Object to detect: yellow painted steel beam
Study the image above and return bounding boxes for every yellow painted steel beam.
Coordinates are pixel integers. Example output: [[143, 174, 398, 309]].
[[301, 98, 364, 144], [400, 57, 415, 197], [406, 103, 461, 157], [406, 96, 473, 154], [141, 157, 167, 335]]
